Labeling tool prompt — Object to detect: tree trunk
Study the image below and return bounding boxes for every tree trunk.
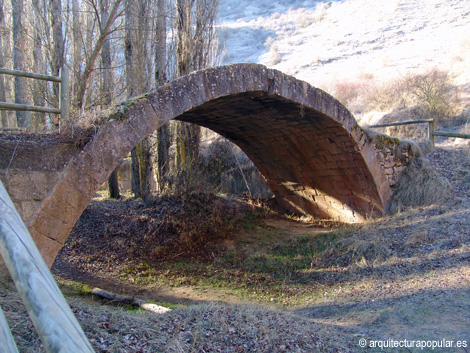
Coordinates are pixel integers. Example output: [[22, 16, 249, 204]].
[[130, 148, 141, 199], [175, 0, 201, 183], [127, 0, 154, 202], [0, 0, 8, 127], [155, 0, 167, 85], [11, 0, 29, 128], [31, 0, 46, 130], [107, 168, 120, 199], [50, 0, 64, 127], [71, 0, 82, 104], [100, 0, 121, 200], [131, 136, 154, 202], [154, 0, 170, 193]]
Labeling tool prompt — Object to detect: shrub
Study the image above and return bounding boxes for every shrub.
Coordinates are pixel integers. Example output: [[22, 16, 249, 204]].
[[362, 77, 409, 111], [361, 68, 460, 119], [267, 45, 282, 66], [404, 68, 459, 118], [333, 81, 365, 108]]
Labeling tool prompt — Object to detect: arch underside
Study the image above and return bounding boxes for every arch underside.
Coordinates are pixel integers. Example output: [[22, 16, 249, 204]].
[[176, 91, 383, 222]]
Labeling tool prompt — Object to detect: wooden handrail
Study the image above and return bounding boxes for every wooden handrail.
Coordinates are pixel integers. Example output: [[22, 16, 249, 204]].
[[433, 131, 470, 139], [0, 68, 61, 82], [369, 119, 435, 128], [0, 102, 60, 114], [0, 67, 70, 130], [369, 119, 436, 147], [370, 116, 470, 150]]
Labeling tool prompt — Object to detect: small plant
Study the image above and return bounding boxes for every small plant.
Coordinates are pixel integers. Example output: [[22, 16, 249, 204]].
[[267, 45, 282, 66]]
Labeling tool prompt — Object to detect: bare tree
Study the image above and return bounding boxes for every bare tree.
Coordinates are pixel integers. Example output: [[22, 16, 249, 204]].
[[0, 0, 9, 127], [11, 0, 29, 127], [75, 0, 123, 111], [155, 0, 171, 192], [174, 0, 220, 182]]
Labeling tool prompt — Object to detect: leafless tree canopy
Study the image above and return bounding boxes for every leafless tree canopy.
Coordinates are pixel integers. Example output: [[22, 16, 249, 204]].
[[0, 0, 220, 129]]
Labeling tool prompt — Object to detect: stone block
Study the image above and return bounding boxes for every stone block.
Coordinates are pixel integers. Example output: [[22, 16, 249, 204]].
[[29, 209, 75, 245], [6, 170, 58, 201], [29, 229, 64, 268], [21, 201, 37, 222]]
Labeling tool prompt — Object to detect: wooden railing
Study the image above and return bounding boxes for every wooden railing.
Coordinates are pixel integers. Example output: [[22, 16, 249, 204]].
[[0, 67, 70, 131], [0, 180, 94, 352], [369, 119, 470, 147]]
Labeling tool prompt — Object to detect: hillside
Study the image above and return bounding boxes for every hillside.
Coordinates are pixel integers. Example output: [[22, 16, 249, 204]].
[[219, 0, 470, 87], [219, 0, 470, 124]]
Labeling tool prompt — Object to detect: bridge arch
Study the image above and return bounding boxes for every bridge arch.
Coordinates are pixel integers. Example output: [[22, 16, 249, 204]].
[[27, 64, 392, 266]]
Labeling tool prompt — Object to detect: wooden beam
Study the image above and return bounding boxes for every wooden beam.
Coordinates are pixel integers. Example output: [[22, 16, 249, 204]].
[[0, 127, 27, 132], [369, 119, 434, 128], [0, 102, 60, 114], [0, 180, 95, 353], [433, 131, 470, 139], [92, 288, 171, 314], [0, 67, 61, 82]]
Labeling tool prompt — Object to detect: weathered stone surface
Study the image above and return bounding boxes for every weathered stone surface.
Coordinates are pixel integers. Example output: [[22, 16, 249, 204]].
[[5, 170, 57, 201], [20, 201, 37, 222], [0, 139, 78, 171], [0, 63, 412, 267]]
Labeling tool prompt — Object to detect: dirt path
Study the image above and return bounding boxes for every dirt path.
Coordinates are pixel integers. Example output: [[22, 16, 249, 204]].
[[53, 217, 324, 306]]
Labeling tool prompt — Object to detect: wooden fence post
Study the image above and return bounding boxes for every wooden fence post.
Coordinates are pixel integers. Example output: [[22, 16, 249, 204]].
[[0, 180, 95, 353], [60, 67, 71, 128], [428, 120, 435, 148]]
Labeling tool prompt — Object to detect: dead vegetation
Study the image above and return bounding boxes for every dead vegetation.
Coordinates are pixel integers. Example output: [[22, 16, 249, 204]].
[[385, 157, 452, 214], [333, 67, 462, 123], [57, 191, 264, 274]]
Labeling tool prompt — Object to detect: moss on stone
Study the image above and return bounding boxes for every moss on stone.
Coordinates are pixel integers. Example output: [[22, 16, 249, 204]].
[[373, 134, 400, 149], [122, 93, 150, 113]]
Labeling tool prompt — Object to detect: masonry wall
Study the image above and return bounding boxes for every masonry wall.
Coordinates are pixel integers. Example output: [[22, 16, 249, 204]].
[[365, 131, 421, 188], [0, 136, 79, 226]]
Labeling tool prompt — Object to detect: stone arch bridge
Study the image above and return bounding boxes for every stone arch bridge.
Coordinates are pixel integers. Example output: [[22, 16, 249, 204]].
[[0, 64, 414, 267]]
